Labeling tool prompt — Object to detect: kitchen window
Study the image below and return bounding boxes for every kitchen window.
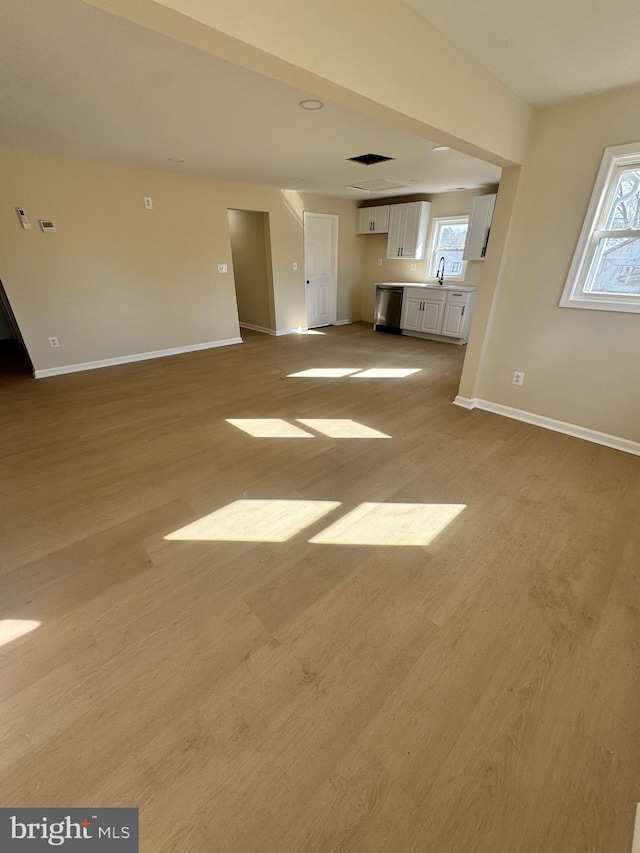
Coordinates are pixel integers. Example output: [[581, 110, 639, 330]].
[[428, 216, 469, 281], [560, 142, 640, 313]]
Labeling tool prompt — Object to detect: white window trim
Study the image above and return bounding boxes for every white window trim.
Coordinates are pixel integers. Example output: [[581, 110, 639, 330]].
[[560, 142, 640, 314], [426, 215, 469, 282]]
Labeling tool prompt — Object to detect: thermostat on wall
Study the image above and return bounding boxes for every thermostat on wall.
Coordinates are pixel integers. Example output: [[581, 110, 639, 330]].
[[16, 207, 32, 229], [39, 220, 56, 233]]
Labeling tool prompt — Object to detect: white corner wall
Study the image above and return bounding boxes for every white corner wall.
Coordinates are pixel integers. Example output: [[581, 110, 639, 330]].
[[469, 85, 640, 444]]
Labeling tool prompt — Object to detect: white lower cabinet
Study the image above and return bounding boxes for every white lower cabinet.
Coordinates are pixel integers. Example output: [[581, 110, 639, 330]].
[[400, 286, 477, 344]]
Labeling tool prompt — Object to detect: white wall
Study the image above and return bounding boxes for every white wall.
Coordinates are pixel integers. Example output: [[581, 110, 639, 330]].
[[0, 148, 362, 372], [466, 85, 640, 443]]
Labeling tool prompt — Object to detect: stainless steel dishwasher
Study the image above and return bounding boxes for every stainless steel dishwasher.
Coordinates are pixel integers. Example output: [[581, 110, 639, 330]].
[[374, 284, 403, 334]]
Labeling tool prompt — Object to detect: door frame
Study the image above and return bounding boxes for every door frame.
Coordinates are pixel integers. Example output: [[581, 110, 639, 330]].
[[303, 211, 338, 328]]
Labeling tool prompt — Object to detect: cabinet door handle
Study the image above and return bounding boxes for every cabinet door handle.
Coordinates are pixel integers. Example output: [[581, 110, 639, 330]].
[[461, 306, 465, 316]]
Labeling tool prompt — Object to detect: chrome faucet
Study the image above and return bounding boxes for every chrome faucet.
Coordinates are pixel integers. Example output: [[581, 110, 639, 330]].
[[436, 256, 445, 286]]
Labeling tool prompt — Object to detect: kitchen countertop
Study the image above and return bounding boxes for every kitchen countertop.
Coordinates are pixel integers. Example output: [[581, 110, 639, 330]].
[[376, 282, 478, 292]]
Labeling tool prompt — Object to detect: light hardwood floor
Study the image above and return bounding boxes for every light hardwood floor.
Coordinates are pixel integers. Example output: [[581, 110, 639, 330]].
[[1, 323, 639, 852]]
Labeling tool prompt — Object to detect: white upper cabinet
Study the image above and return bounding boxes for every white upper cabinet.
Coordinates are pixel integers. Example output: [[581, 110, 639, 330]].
[[356, 205, 390, 234], [386, 201, 431, 259], [463, 193, 497, 261]]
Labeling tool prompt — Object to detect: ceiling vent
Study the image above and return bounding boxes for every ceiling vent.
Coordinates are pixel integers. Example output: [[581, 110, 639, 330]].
[[347, 179, 407, 193], [347, 153, 394, 166]]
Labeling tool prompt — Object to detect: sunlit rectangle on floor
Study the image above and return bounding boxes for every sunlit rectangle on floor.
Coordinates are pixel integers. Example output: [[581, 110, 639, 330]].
[[309, 502, 465, 546], [297, 419, 390, 439], [287, 368, 362, 378], [350, 368, 422, 378], [0, 619, 42, 649], [226, 418, 314, 438], [165, 499, 341, 542]]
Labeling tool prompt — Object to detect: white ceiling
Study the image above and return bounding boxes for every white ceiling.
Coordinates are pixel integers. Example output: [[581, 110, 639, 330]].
[[0, 0, 501, 199], [406, 0, 640, 106]]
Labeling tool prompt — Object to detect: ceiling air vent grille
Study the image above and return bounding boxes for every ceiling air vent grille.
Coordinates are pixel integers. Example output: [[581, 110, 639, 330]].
[[347, 153, 394, 166]]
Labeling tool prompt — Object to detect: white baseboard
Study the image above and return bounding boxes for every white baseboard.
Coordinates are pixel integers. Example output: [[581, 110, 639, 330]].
[[34, 337, 243, 379], [273, 322, 350, 336], [239, 323, 275, 335], [453, 395, 477, 410], [453, 396, 640, 457]]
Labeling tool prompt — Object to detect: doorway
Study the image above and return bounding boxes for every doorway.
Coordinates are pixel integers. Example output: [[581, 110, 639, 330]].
[[0, 280, 33, 379], [227, 209, 275, 335], [304, 212, 338, 328]]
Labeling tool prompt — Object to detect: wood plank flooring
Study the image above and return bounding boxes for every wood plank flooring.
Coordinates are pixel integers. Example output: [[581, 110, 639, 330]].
[[1, 323, 639, 852]]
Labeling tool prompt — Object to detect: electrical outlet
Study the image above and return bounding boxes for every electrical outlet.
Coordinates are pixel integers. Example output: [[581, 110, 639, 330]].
[[49, 336, 60, 348], [377, 258, 383, 266], [512, 370, 525, 386], [293, 262, 298, 271], [410, 263, 417, 271], [144, 197, 153, 210], [217, 264, 228, 273]]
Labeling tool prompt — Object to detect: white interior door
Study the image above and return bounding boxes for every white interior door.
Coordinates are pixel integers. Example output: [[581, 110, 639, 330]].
[[304, 212, 337, 328]]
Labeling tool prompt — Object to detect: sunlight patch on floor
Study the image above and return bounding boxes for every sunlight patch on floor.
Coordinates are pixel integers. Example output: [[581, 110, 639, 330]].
[[0, 619, 42, 649], [297, 419, 390, 439], [165, 499, 341, 542], [226, 419, 314, 438], [287, 368, 362, 378], [309, 502, 466, 546], [295, 327, 325, 335], [350, 368, 422, 379]]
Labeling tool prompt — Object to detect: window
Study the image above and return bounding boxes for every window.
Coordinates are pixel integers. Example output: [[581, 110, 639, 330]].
[[560, 142, 640, 313], [427, 216, 468, 281]]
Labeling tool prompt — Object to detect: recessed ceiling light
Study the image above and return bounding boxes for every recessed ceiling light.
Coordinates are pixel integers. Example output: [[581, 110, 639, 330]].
[[432, 145, 450, 152], [168, 156, 185, 163], [299, 99, 324, 110]]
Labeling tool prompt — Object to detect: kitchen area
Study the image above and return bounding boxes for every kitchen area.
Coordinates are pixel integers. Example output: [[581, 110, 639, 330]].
[[358, 186, 498, 344]]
